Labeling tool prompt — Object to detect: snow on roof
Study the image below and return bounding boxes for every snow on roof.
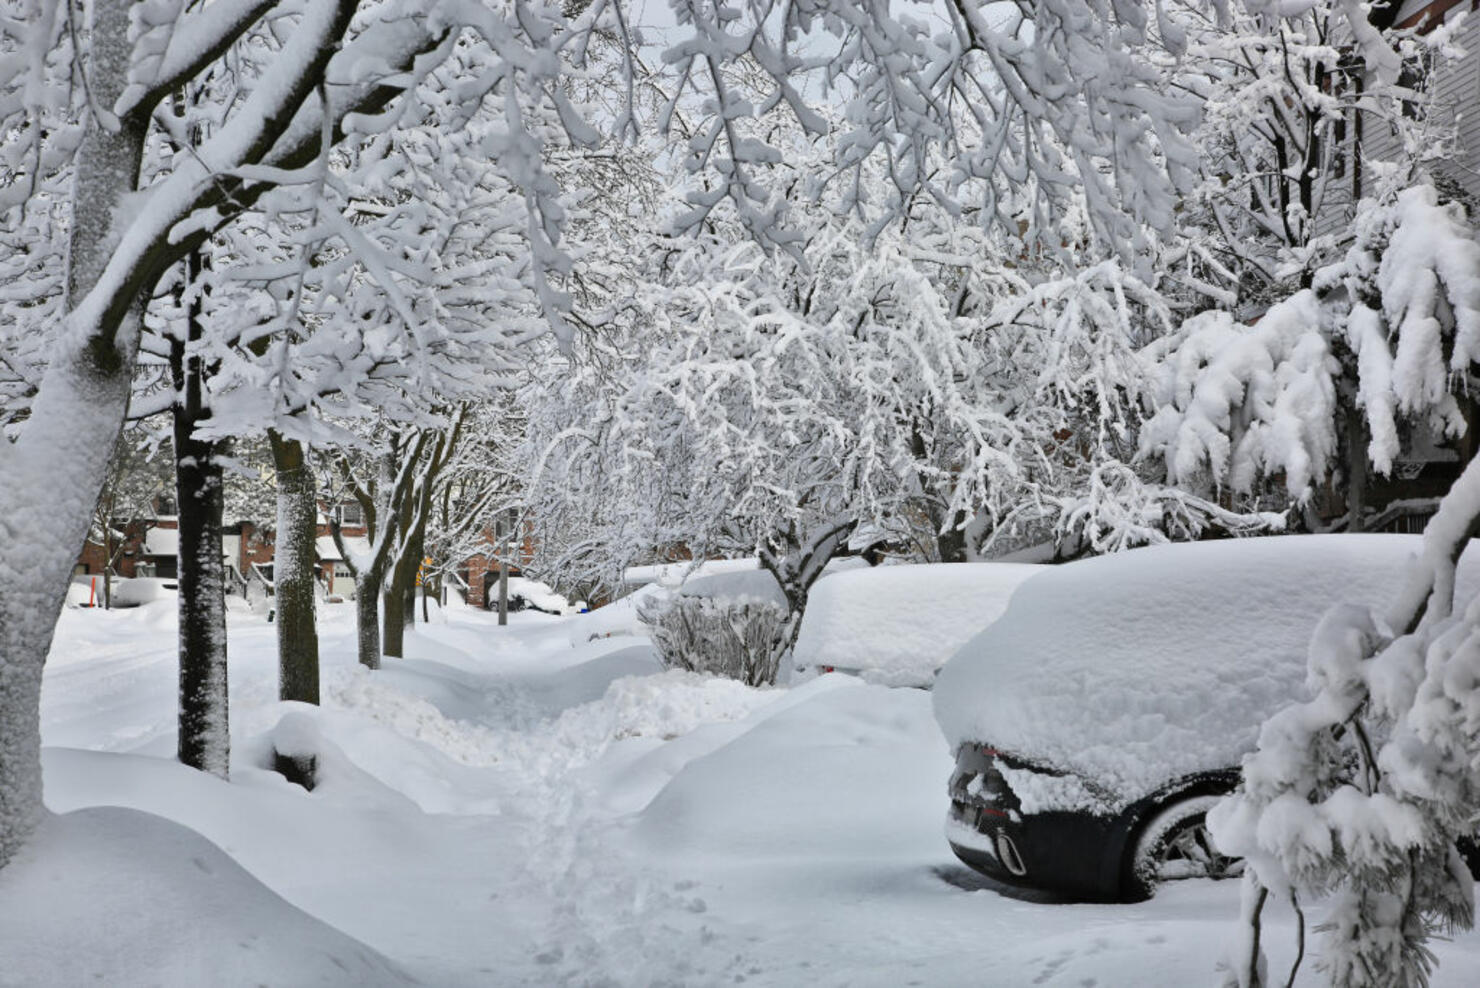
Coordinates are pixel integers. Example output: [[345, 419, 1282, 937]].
[[142, 527, 179, 557], [316, 535, 369, 562], [676, 569, 788, 608], [932, 535, 1480, 808], [793, 563, 1043, 687], [623, 557, 759, 588]]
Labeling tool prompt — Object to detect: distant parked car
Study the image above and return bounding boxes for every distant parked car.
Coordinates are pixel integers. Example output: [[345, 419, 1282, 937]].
[[106, 577, 179, 608], [792, 563, 1041, 688], [933, 535, 1480, 901]]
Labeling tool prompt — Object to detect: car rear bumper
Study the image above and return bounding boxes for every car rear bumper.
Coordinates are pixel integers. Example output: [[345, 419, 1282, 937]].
[[945, 799, 1127, 901], [947, 743, 1131, 900]]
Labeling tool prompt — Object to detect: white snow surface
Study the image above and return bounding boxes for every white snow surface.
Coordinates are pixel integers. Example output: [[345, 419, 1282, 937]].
[[622, 556, 758, 588], [142, 526, 180, 557], [0, 806, 408, 987], [676, 567, 788, 607], [792, 562, 1042, 686], [17, 576, 1480, 985], [934, 535, 1480, 808]]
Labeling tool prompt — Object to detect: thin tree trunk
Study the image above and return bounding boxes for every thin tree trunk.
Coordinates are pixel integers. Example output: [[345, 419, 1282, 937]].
[[0, 0, 148, 869], [173, 244, 231, 776], [1346, 412, 1368, 533], [269, 433, 320, 704], [102, 516, 114, 610]]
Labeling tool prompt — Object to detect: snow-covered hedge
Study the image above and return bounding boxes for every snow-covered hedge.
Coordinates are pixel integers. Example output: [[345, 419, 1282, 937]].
[[638, 594, 788, 687]]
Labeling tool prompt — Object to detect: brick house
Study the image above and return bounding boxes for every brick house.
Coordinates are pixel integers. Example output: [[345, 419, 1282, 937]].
[[458, 509, 536, 609], [75, 498, 370, 600]]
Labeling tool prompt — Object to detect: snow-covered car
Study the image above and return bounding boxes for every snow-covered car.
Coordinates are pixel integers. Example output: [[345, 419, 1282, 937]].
[[933, 535, 1480, 901], [491, 576, 576, 615], [106, 577, 179, 608], [791, 562, 1041, 687]]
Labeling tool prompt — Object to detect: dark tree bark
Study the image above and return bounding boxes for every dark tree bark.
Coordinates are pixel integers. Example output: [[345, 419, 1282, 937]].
[[355, 573, 383, 670], [172, 245, 231, 777], [758, 518, 874, 663], [269, 432, 321, 703], [1345, 411, 1369, 533], [935, 508, 969, 563]]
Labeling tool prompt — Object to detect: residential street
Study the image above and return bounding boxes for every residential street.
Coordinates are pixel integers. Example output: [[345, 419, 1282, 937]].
[[8, 598, 1478, 986]]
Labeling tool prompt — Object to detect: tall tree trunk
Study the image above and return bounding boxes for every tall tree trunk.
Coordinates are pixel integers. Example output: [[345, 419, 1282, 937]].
[[355, 571, 383, 671], [382, 494, 418, 658], [269, 433, 320, 704], [172, 247, 231, 777], [0, 0, 148, 869]]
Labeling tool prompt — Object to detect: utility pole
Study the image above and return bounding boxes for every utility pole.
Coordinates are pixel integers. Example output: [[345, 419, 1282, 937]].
[[498, 554, 509, 626]]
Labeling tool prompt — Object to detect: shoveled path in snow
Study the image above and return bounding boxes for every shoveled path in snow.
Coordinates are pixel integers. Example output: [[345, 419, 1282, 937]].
[[33, 599, 1480, 986]]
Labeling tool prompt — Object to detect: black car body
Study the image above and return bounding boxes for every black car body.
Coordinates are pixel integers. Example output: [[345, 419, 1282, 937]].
[[933, 535, 1480, 902], [945, 742, 1237, 901]]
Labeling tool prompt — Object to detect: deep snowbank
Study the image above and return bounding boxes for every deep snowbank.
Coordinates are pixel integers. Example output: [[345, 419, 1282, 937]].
[[0, 806, 407, 987]]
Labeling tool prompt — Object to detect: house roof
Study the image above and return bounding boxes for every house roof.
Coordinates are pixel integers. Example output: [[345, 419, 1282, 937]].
[[316, 535, 369, 563], [142, 528, 179, 557]]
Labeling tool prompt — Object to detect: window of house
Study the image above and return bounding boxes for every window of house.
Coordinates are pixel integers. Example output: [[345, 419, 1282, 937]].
[[495, 507, 519, 540]]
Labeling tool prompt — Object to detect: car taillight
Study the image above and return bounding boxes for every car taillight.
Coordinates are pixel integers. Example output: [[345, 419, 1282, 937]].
[[821, 666, 834, 673]]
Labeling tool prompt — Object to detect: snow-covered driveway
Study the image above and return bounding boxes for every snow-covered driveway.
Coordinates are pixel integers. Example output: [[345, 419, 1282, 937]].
[[11, 599, 1480, 986]]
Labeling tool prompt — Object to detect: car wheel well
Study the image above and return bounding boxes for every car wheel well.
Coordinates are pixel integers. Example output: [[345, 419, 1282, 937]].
[[1120, 779, 1239, 901]]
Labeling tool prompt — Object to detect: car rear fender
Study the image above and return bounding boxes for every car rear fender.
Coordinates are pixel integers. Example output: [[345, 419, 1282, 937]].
[[1111, 769, 1242, 899]]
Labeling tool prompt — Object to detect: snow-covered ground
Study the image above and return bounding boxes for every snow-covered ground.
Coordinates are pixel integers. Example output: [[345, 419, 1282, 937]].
[[9, 596, 1480, 986]]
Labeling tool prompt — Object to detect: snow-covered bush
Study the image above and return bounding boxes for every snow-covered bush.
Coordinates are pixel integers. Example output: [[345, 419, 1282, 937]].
[[1204, 186, 1480, 987], [638, 594, 787, 688], [1140, 184, 1480, 525]]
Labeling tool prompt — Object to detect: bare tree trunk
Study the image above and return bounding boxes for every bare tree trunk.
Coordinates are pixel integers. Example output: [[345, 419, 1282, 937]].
[[355, 571, 382, 670], [935, 508, 969, 564], [1346, 412, 1369, 533], [758, 519, 868, 668], [381, 487, 414, 657], [269, 433, 320, 704], [173, 245, 231, 776], [102, 517, 114, 610], [403, 528, 421, 628], [0, 0, 148, 869]]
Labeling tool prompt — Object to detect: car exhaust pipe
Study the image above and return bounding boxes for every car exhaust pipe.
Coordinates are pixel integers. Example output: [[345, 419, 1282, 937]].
[[996, 832, 1028, 877]]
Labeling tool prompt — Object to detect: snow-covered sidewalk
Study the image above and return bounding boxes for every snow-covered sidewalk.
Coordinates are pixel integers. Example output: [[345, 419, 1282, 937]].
[[8, 598, 1480, 986]]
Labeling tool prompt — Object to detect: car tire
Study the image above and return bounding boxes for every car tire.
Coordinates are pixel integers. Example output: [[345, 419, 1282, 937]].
[[1124, 794, 1241, 900]]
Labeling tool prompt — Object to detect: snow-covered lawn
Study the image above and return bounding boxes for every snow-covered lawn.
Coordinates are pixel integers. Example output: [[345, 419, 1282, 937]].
[[9, 599, 1480, 986]]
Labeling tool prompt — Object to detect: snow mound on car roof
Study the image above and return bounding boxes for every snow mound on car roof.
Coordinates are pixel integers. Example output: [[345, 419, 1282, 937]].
[[793, 562, 1042, 687], [933, 535, 1480, 806]]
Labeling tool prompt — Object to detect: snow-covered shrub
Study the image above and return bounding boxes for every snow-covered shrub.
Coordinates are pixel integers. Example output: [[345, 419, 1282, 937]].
[[1205, 202, 1480, 983], [638, 594, 788, 688], [1140, 185, 1480, 524]]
